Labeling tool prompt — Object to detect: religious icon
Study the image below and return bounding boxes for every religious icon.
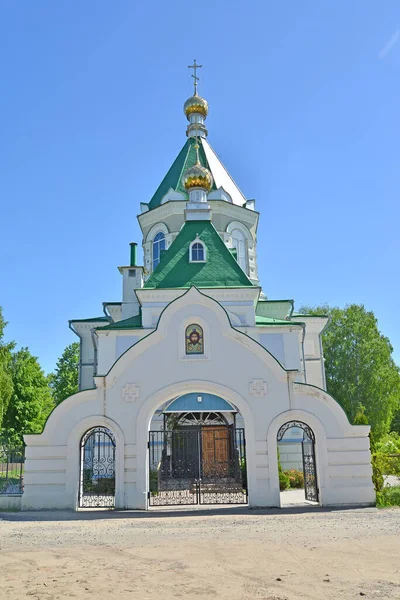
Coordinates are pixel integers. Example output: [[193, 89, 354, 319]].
[[185, 324, 204, 355]]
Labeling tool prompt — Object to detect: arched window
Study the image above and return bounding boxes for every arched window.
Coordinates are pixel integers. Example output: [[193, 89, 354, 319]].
[[185, 324, 204, 355], [189, 239, 206, 262], [231, 228, 248, 274], [152, 232, 166, 269], [191, 242, 205, 262]]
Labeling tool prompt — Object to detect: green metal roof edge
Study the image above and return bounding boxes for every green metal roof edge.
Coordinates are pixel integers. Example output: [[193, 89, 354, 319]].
[[291, 312, 329, 318], [69, 316, 108, 323], [97, 313, 143, 331], [255, 317, 304, 326]]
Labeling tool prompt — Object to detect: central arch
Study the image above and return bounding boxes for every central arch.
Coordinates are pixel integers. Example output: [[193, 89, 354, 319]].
[[136, 381, 256, 510]]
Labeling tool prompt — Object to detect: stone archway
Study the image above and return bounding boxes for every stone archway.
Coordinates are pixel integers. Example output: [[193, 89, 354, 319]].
[[134, 381, 256, 510]]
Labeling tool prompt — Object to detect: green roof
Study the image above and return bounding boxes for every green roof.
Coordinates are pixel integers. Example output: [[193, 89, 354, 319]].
[[97, 313, 142, 331], [144, 220, 254, 289], [255, 316, 303, 326], [70, 316, 108, 323], [147, 138, 216, 211]]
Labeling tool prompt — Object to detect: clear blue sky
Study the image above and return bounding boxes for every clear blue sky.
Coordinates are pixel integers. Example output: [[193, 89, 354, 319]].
[[1, 1, 399, 373]]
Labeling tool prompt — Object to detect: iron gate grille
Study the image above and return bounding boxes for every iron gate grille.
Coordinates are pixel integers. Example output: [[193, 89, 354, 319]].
[[79, 427, 116, 508], [277, 420, 319, 503], [148, 427, 247, 506]]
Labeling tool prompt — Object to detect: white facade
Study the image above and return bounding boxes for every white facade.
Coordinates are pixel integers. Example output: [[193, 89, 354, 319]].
[[23, 288, 374, 510], [22, 85, 375, 510]]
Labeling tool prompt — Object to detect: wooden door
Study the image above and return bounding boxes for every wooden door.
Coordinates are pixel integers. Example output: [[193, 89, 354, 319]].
[[201, 427, 229, 477]]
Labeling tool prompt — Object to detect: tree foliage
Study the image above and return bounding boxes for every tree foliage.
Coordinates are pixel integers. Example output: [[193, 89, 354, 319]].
[[2, 348, 54, 443], [49, 342, 79, 405], [0, 307, 15, 430], [299, 304, 400, 438]]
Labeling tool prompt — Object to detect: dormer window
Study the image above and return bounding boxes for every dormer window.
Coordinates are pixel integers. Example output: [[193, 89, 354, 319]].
[[189, 237, 206, 262]]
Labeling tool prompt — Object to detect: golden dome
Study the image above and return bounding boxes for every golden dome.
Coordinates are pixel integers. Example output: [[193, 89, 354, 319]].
[[183, 163, 213, 192], [184, 93, 209, 119]]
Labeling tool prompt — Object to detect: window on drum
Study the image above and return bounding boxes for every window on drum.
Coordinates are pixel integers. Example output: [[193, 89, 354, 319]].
[[185, 324, 204, 355], [152, 231, 166, 269]]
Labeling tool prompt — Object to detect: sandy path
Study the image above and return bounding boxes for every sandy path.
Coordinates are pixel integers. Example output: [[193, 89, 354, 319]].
[[0, 507, 399, 600]]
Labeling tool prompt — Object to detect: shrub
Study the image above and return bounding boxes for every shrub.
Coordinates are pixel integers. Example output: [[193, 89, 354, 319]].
[[376, 486, 400, 508], [376, 432, 400, 454], [371, 454, 384, 492], [285, 469, 304, 489], [279, 469, 290, 491], [149, 469, 158, 495]]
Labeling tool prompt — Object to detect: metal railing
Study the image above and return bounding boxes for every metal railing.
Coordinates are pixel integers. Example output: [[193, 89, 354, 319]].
[[0, 445, 25, 495]]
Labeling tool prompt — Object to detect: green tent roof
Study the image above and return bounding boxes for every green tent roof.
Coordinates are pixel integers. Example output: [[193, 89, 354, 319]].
[[147, 138, 216, 211], [144, 220, 254, 289]]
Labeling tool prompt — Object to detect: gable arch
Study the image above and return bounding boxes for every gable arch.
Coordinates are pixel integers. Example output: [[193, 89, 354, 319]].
[[104, 287, 291, 386]]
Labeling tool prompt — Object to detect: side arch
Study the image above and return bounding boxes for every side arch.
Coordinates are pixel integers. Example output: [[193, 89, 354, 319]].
[[66, 415, 125, 510], [267, 410, 328, 507]]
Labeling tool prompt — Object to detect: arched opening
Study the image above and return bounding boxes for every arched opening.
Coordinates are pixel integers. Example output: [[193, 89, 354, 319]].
[[79, 426, 116, 508], [276, 421, 319, 507], [231, 228, 248, 274], [148, 393, 247, 507], [152, 231, 166, 270]]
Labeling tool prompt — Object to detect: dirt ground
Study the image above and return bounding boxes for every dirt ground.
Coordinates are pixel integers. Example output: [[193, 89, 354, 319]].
[[0, 506, 399, 600]]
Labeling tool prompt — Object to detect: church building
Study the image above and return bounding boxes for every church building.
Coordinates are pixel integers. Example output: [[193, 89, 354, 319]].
[[22, 65, 375, 510]]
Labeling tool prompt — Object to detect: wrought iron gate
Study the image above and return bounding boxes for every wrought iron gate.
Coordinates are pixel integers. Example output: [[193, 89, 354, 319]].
[[277, 421, 319, 503], [148, 427, 247, 506], [79, 427, 116, 508]]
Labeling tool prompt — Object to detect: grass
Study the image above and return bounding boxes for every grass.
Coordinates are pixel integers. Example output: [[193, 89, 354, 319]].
[[377, 486, 400, 508]]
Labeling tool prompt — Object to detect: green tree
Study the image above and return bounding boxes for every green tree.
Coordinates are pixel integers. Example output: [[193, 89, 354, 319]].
[[49, 342, 79, 405], [299, 304, 400, 439], [2, 348, 54, 443], [0, 307, 15, 429]]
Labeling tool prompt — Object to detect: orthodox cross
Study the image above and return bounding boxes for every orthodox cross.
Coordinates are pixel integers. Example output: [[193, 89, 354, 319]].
[[188, 59, 202, 94]]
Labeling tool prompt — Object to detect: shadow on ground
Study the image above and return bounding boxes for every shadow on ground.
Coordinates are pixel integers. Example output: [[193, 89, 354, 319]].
[[0, 503, 376, 522]]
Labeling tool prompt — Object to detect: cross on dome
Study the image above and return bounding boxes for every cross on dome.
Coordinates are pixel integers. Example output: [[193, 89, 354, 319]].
[[188, 59, 202, 94]]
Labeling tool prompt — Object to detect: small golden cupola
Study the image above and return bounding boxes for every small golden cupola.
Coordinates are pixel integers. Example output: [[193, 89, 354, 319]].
[[183, 149, 213, 193]]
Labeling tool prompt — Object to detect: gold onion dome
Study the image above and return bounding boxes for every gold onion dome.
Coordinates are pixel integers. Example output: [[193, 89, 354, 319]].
[[183, 162, 213, 192], [184, 93, 209, 119]]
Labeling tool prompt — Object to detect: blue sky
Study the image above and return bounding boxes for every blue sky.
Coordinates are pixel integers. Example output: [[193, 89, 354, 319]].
[[1, 1, 399, 373]]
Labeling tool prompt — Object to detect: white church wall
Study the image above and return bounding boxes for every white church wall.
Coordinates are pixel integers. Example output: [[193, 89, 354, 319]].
[[73, 325, 96, 391], [258, 333, 285, 365], [97, 335, 116, 375], [282, 332, 302, 371], [304, 359, 325, 389], [116, 335, 142, 360], [278, 442, 303, 471]]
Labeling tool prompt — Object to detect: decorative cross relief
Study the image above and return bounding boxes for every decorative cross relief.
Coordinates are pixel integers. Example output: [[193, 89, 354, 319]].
[[249, 379, 268, 398], [121, 383, 140, 403]]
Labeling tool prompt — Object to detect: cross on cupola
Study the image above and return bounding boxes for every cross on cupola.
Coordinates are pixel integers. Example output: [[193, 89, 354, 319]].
[[188, 59, 202, 94], [184, 59, 209, 139]]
